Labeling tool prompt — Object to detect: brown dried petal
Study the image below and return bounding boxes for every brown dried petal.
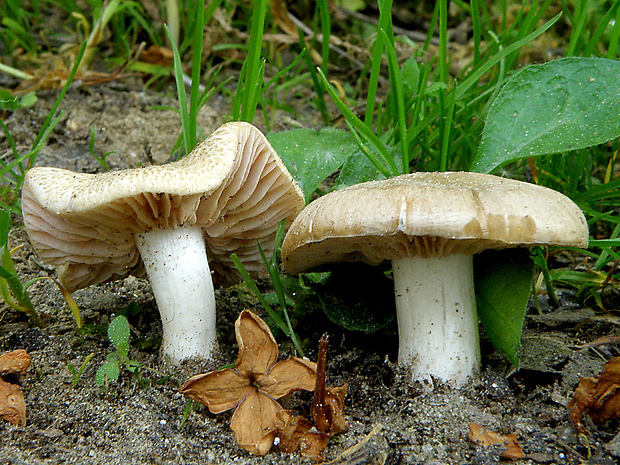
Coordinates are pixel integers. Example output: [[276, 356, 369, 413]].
[[0, 349, 32, 375], [230, 389, 283, 456], [235, 310, 278, 379], [179, 369, 252, 414], [261, 357, 317, 399], [0, 378, 26, 426], [468, 423, 524, 460]]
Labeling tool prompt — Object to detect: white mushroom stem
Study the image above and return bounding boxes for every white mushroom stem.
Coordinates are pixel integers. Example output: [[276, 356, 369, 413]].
[[392, 254, 480, 387], [135, 226, 217, 364]]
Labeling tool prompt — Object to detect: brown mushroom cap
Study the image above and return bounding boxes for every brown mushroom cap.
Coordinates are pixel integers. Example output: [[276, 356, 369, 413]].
[[22, 122, 304, 291], [282, 172, 589, 274]]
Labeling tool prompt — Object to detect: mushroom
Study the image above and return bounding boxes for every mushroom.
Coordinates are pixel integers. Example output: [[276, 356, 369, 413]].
[[21, 122, 304, 364], [281, 172, 589, 386]]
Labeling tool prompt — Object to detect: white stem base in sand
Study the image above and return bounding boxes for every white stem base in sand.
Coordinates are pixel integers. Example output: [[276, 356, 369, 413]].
[[135, 226, 217, 364], [392, 254, 480, 387]]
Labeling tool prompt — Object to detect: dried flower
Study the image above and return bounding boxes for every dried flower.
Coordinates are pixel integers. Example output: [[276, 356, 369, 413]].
[[180, 310, 317, 455]]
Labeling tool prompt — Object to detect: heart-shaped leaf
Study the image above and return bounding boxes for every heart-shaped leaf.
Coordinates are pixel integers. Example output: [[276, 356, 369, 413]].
[[473, 57, 620, 173], [268, 128, 357, 201]]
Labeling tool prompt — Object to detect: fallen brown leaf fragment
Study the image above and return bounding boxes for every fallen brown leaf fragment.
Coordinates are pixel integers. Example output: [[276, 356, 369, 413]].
[[179, 310, 317, 456], [0, 349, 31, 426], [140, 45, 173, 67], [468, 423, 525, 460], [0, 378, 27, 426], [568, 356, 620, 433], [0, 349, 31, 375]]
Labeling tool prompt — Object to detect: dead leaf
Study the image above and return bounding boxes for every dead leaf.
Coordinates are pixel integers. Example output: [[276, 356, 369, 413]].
[[140, 45, 173, 67], [0, 350, 30, 427], [568, 356, 620, 433], [468, 423, 525, 460], [180, 310, 317, 456], [0, 349, 31, 375], [271, 0, 297, 36]]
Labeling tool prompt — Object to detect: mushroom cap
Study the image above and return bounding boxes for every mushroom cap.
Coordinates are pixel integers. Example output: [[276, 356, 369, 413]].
[[281, 172, 589, 274], [22, 122, 305, 291]]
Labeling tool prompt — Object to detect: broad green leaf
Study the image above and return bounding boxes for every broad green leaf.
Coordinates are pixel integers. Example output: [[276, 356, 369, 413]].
[[473, 57, 620, 173], [336, 148, 388, 188], [268, 128, 357, 202], [474, 248, 534, 366], [108, 315, 130, 359]]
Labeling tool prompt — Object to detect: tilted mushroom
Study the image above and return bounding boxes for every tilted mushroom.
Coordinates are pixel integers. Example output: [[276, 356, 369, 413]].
[[281, 172, 589, 386], [22, 122, 304, 364]]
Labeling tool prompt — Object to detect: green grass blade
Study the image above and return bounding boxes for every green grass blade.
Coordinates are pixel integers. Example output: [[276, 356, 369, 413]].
[[317, 68, 397, 177], [240, 0, 267, 123], [378, 29, 408, 174], [166, 24, 190, 154], [187, 0, 206, 151]]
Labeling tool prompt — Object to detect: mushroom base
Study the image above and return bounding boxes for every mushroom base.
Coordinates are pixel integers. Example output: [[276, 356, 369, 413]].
[[135, 226, 217, 364], [393, 254, 480, 387]]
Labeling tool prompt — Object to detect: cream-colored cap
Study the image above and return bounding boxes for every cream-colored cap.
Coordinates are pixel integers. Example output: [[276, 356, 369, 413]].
[[282, 172, 589, 274], [22, 122, 304, 291]]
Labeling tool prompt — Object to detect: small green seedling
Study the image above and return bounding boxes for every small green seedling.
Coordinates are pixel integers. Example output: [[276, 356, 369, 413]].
[[67, 352, 95, 387], [88, 127, 115, 171], [96, 314, 145, 388], [0, 89, 37, 111]]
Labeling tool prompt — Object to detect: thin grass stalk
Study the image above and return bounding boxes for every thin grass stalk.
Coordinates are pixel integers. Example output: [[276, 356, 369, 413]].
[[594, 223, 620, 270], [423, 1, 439, 52], [316, 0, 330, 75], [188, 0, 206, 150], [439, 88, 456, 171], [317, 68, 397, 176], [230, 253, 303, 356], [471, 0, 482, 65], [607, 6, 620, 58], [31, 41, 86, 161], [582, 2, 619, 56], [364, 0, 393, 128], [298, 29, 329, 123], [406, 13, 561, 162], [379, 29, 408, 174], [438, 0, 448, 84], [240, 0, 267, 123], [567, 0, 589, 56], [166, 24, 191, 154], [257, 236, 303, 357]]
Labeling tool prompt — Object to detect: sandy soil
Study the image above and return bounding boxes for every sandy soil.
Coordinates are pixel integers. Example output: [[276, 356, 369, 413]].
[[1, 79, 619, 465]]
